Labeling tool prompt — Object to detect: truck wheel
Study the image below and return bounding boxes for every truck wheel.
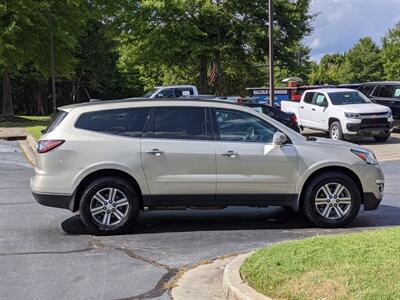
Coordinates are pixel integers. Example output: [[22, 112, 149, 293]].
[[329, 121, 343, 140], [303, 172, 361, 228], [79, 176, 140, 235], [373, 134, 390, 142]]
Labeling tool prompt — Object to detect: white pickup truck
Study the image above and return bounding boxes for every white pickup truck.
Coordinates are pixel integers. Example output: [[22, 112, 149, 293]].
[[143, 85, 199, 98], [281, 88, 394, 141]]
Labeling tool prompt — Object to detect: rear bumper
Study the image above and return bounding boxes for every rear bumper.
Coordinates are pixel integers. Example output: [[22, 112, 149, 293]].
[[363, 192, 382, 211], [32, 192, 75, 211]]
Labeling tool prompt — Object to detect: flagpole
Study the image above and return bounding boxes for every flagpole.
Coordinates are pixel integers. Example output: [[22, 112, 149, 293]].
[[268, 0, 275, 107]]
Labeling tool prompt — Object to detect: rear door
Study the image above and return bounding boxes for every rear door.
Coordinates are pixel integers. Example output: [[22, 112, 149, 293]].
[[300, 92, 315, 127], [141, 106, 216, 206], [212, 108, 298, 206]]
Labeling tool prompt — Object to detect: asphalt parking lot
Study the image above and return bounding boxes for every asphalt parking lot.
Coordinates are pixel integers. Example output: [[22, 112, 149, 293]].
[[1, 139, 400, 299]]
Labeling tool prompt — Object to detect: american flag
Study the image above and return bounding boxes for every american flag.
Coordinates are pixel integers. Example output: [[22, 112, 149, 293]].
[[209, 61, 217, 85]]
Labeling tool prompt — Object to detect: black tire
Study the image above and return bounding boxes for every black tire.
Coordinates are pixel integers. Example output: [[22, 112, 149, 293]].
[[373, 134, 390, 142], [302, 172, 361, 228], [329, 121, 343, 140], [79, 176, 140, 235]]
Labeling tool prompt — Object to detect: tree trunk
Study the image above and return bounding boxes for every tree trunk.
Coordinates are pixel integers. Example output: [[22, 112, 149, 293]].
[[199, 57, 209, 94], [215, 54, 223, 96], [34, 84, 46, 116], [1, 70, 14, 117]]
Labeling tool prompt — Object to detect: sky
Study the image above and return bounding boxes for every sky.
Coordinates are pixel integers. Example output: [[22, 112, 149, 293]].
[[304, 0, 400, 61]]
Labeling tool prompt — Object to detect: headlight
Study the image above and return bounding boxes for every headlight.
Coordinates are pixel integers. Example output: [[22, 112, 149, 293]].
[[387, 110, 393, 118], [345, 112, 361, 119], [351, 149, 378, 165]]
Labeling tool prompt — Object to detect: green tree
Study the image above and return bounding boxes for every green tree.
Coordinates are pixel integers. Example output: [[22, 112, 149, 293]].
[[381, 22, 400, 80], [0, 0, 87, 117], [309, 53, 346, 85], [109, 0, 313, 95], [341, 37, 383, 83]]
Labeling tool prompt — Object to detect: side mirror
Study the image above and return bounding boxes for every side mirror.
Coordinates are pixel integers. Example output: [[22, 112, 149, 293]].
[[156, 93, 164, 98], [272, 132, 287, 145]]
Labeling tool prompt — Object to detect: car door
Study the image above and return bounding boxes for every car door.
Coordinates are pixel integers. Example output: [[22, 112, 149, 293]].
[[391, 86, 400, 121], [141, 106, 216, 206], [370, 85, 394, 107], [312, 93, 329, 130], [212, 108, 298, 206], [299, 92, 315, 127]]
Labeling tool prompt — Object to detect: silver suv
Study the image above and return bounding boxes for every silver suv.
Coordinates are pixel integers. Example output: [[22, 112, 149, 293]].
[[31, 99, 384, 234]]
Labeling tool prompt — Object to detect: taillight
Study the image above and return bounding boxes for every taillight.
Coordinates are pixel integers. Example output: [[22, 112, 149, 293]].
[[36, 140, 65, 154], [236, 98, 243, 104], [290, 114, 297, 123]]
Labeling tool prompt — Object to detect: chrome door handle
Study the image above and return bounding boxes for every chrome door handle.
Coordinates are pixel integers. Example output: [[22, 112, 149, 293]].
[[145, 149, 163, 156], [312, 108, 316, 111], [222, 150, 238, 158]]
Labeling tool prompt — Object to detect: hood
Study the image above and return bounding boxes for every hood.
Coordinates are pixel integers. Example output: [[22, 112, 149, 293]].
[[334, 103, 390, 114], [305, 137, 370, 152]]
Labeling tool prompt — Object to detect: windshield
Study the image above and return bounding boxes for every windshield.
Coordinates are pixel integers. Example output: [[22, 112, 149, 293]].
[[328, 91, 371, 105], [143, 88, 159, 98]]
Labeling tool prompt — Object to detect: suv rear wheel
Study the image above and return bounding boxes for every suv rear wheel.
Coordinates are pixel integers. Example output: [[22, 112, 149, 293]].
[[79, 177, 140, 235], [303, 172, 361, 228]]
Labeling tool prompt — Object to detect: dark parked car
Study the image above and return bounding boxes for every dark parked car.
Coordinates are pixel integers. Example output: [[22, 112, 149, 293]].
[[356, 82, 400, 126], [242, 103, 300, 132]]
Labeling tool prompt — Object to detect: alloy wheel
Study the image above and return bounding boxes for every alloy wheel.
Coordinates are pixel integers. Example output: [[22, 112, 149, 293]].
[[314, 182, 352, 220], [90, 188, 130, 227]]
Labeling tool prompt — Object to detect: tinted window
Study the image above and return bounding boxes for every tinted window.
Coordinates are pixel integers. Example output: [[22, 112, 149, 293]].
[[328, 92, 370, 105], [214, 109, 277, 143], [75, 108, 150, 137], [376, 85, 394, 98], [44, 111, 68, 134], [303, 92, 314, 103], [359, 85, 375, 96], [153, 107, 206, 140], [156, 88, 175, 98]]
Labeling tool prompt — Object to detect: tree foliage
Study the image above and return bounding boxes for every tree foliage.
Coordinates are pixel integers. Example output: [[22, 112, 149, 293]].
[[381, 22, 400, 81]]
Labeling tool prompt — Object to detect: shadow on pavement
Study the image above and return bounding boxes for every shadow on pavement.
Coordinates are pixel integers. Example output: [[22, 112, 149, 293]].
[[61, 204, 400, 236]]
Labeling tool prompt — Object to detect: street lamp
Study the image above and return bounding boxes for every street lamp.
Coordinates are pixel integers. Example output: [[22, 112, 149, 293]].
[[268, 0, 274, 107]]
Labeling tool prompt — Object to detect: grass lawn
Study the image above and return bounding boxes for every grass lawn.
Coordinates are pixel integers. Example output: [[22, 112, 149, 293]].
[[0, 115, 50, 140], [241, 227, 400, 300]]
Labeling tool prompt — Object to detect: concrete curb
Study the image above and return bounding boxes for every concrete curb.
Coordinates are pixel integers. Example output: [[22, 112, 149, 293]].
[[223, 252, 272, 300], [19, 134, 36, 166]]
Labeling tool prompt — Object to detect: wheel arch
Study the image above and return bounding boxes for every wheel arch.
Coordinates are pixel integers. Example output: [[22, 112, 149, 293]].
[[328, 117, 340, 128], [72, 169, 144, 212], [297, 166, 364, 210]]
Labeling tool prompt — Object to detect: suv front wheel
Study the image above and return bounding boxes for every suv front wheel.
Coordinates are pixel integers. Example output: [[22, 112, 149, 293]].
[[79, 177, 140, 235], [303, 172, 361, 228]]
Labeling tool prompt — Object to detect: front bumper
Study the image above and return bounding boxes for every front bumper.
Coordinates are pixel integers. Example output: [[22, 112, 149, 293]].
[[363, 192, 383, 211], [345, 119, 394, 135], [32, 192, 75, 211]]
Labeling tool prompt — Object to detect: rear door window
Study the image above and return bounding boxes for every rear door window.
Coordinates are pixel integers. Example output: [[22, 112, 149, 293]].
[[375, 85, 394, 98], [152, 107, 207, 140], [303, 92, 314, 104], [75, 108, 150, 137], [175, 88, 194, 97]]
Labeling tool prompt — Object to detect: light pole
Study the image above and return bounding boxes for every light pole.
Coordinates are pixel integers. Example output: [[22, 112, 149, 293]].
[[268, 0, 274, 107]]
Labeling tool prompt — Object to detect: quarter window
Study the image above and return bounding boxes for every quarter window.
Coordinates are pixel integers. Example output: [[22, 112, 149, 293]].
[[75, 108, 150, 137], [394, 87, 400, 98], [214, 109, 277, 143], [153, 107, 207, 140]]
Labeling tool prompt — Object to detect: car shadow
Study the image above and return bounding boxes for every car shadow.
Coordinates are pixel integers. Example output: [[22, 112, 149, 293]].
[[61, 204, 400, 235]]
